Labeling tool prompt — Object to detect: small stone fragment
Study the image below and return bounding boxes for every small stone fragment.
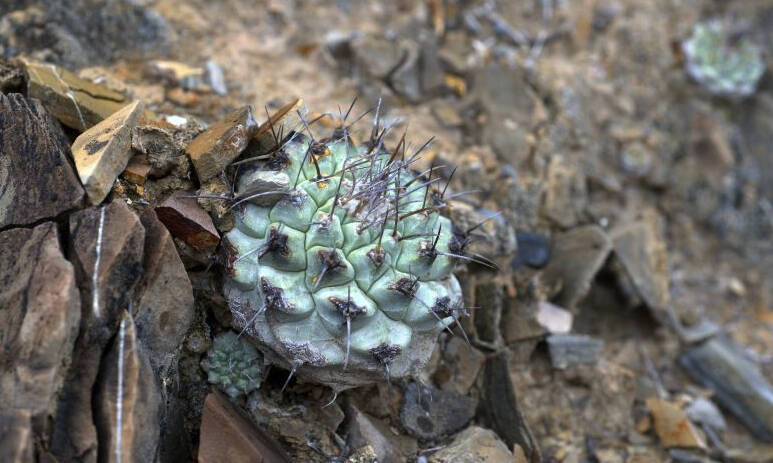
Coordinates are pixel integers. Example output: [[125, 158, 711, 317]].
[[131, 121, 189, 177], [399, 382, 477, 440], [22, 58, 127, 130], [205, 60, 228, 96], [389, 41, 422, 103], [346, 404, 416, 463], [542, 157, 588, 228], [680, 336, 773, 441], [148, 60, 205, 90], [536, 301, 573, 334], [186, 106, 257, 182], [541, 225, 612, 308], [433, 336, 486, 394], [352, 35, 406, 79], [122, 155, 152, 185], [511, 231, 550, 269], [0, 93, 84, 228], [346, 445, 378, 463], [546, 334, 604, 369], [429, 426, 518, 463], [156, 190, 221, 254], [646, 398, 706, 449], [684, 397, 726, 433], [200, 391, 290, 463], [235, 168, 291, 206], [71, 100, 144, 204]]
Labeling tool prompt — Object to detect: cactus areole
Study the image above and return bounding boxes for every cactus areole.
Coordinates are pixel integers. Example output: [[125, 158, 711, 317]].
[[223, 107, 470, 389]]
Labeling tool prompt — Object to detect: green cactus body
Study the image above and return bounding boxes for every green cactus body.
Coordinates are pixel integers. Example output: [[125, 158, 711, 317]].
[[683, 20, 765, 97], [201, 332, 263, 398], [223, 127, 465, 389]]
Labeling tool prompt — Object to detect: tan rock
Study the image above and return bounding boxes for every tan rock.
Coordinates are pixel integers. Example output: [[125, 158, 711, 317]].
[[72, 100, 144, 204], [646, 398, 705, 449], [186, 106, 257, 182], [22, 59, 127, 130], [199, 391, 290, 463], [156, 190, 220, 254], [122, 155, 152, 185], [429, 426, 517, 463]]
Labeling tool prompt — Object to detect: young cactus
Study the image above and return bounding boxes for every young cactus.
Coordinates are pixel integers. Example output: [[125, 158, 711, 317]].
[[201, 331, 263, 398], [683, 20, 765, 97], [222, 102, 471, 390]]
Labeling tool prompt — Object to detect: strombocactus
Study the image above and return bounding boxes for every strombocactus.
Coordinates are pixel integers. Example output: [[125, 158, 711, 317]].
[[201, 331, 263, 398], [683, 20, 765, 97], [222, 103, 471, 389]]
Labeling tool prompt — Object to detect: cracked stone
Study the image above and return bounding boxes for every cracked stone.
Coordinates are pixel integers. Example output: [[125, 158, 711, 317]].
[[186, 105, 257, 182], [156, 190, 221, 255]]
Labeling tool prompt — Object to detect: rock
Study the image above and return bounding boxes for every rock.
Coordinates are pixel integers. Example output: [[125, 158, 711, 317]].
[[433, 336, 485, 394], [346, 404, 416, 463], [156, 190, 220, 254], [501, 299, 547, 345], [389, 40, 422, 102], [352, 35, 406, 79], [0, 411, 33, 463], [135, 210, 195, 373], [646, 398, 705, 449], [480, 353, 540, 462], [52, 200, 145, 462], [399, 382, 476, 441], [148, 60, 206, 91], [205, 60, 228, 96], [0, 93, 84, 228], [22, 58, 127, 130], [250, 98, 306, 154], [679, 336, 773, 442], [132, 121, 188, 177], [429, 426, 518, 463], [346, 445, 378, 463], [94, 311, 161, 463], [610, 210, 670, 324], [472, 278, 505, 347], [684, 397, 726, 433], [186, 105, 257, 182], [0, 59, 25, 93], [122, 155, 152, 185], [71, 100, 144, 204], [511, 231, 550, 269], [535, 301, 573, 334], [235, 168, 291, 206], [546, 334, 604, 369], [0, 222, 80, 418], [541, 225, 612, 309], [542, 156, 588, 228], [200, 391, 290, 463]]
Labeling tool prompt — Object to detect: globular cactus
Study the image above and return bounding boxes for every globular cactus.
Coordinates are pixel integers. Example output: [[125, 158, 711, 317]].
[[201, 331, 263, 398], [683, 20, 765, 97], [222, 104, 471, 389]]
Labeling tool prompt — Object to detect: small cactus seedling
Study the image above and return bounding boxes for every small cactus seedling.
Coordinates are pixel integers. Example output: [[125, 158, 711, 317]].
[[201, 331, 263, 398], [683, 20, 765, 97], [222, 101, 473, 389]]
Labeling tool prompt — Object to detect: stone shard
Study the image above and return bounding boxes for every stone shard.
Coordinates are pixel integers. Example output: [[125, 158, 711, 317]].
[[22, 59, 127, 131], [0, 92, 84, 228], [541, 225, 612, 309], [646, 398, 706, 449], [610, 209, 670, 323], [235, 168, 291, 206], [199, 391, 290, 463], [511, 231, 551, 269], [250, 98, 306, 154], [546, 334, 604, 369], [346, 404, 416, 463], [135, 210, 195, 373], [0, 222, 80, 418], [131, 121, 188, 177], [351, 35, 406, 79], [156, 190, 221, 254], [122, 155, 152, 185], [399, 382, 477, 440], [186, 105, 257, 182], [95, 311, 161, 463], [51, 200, 145, 463], [433, 336, 486, 395], [71, 100, 144, 205], [429, 426, 518, 463]]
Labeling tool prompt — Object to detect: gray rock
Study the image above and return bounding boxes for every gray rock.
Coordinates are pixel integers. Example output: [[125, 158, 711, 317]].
[[433, 336, 485, 395], [511, 231, 550, 269], [389, 41, 422, 103], [685, 397, 726, 432], [205, 60, 227, 96], [0, 93, 84, 228], [399, 382, 476, 440], [347, 404, 416, 463], [546, 334, 604, 369], [235, 168, 291, 206], [0, 411, 33, 463], [351, 35, 406, 80]]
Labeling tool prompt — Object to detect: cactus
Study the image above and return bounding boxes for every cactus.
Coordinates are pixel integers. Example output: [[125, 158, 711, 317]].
[[201, 331, 263, 398], [683, 20, 765, 97], [222, 103, 472, 389]]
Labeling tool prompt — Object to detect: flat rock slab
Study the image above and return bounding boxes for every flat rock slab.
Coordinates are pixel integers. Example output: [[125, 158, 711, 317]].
[[399, 382, 477, 440], [156, 190, 220, 254], [199, 391, 290, 463], [186, 105, 257, 182], [72, 100, 144, 205], [0, 93, 84, 228], [22, 59, 127, 131], [0, 222, 80, 417]]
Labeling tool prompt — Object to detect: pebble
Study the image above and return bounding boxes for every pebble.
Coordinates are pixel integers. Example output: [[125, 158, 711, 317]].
[[536, 301, 573, 334], [511, 231, 551, 269], [186, 105, 257, 182], [351, 35, 406, 80], [205, 60, 228, 95], [122, 155, 152, 185], [684, 397, 726, 432], [429, 426, 519, 463], [71, 100, 144, 205], [235, 168, 291, 206], [646, 398, 706, 449], [156, 190, 221, 254], [0, 93, 84, 228], [546, 334, 604, 369], [399, 382, 477, 440]]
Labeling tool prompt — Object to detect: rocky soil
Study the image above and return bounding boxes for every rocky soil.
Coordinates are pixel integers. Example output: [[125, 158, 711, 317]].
[[2, 0, 773, 462]]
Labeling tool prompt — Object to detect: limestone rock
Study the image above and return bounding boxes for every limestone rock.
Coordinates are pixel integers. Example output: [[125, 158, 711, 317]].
[[0, 93, 84, 228], [429, 426, 517, 463], [22, 59, 127, 130], [646, 398, 705, 449], [0, 222, 80, 417], [186, 105, 257, 182], [71, 100, 144, 205], [200, 391, 290, 463], [94, 311, 162, 463], [156, 190, 220, 254], [399, 383, 477, 440]]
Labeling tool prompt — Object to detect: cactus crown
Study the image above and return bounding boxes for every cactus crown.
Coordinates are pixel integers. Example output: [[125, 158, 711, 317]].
[[683, 20, 765, 97], [223, 102, 470, 388], [201, 331, 263, 398]]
